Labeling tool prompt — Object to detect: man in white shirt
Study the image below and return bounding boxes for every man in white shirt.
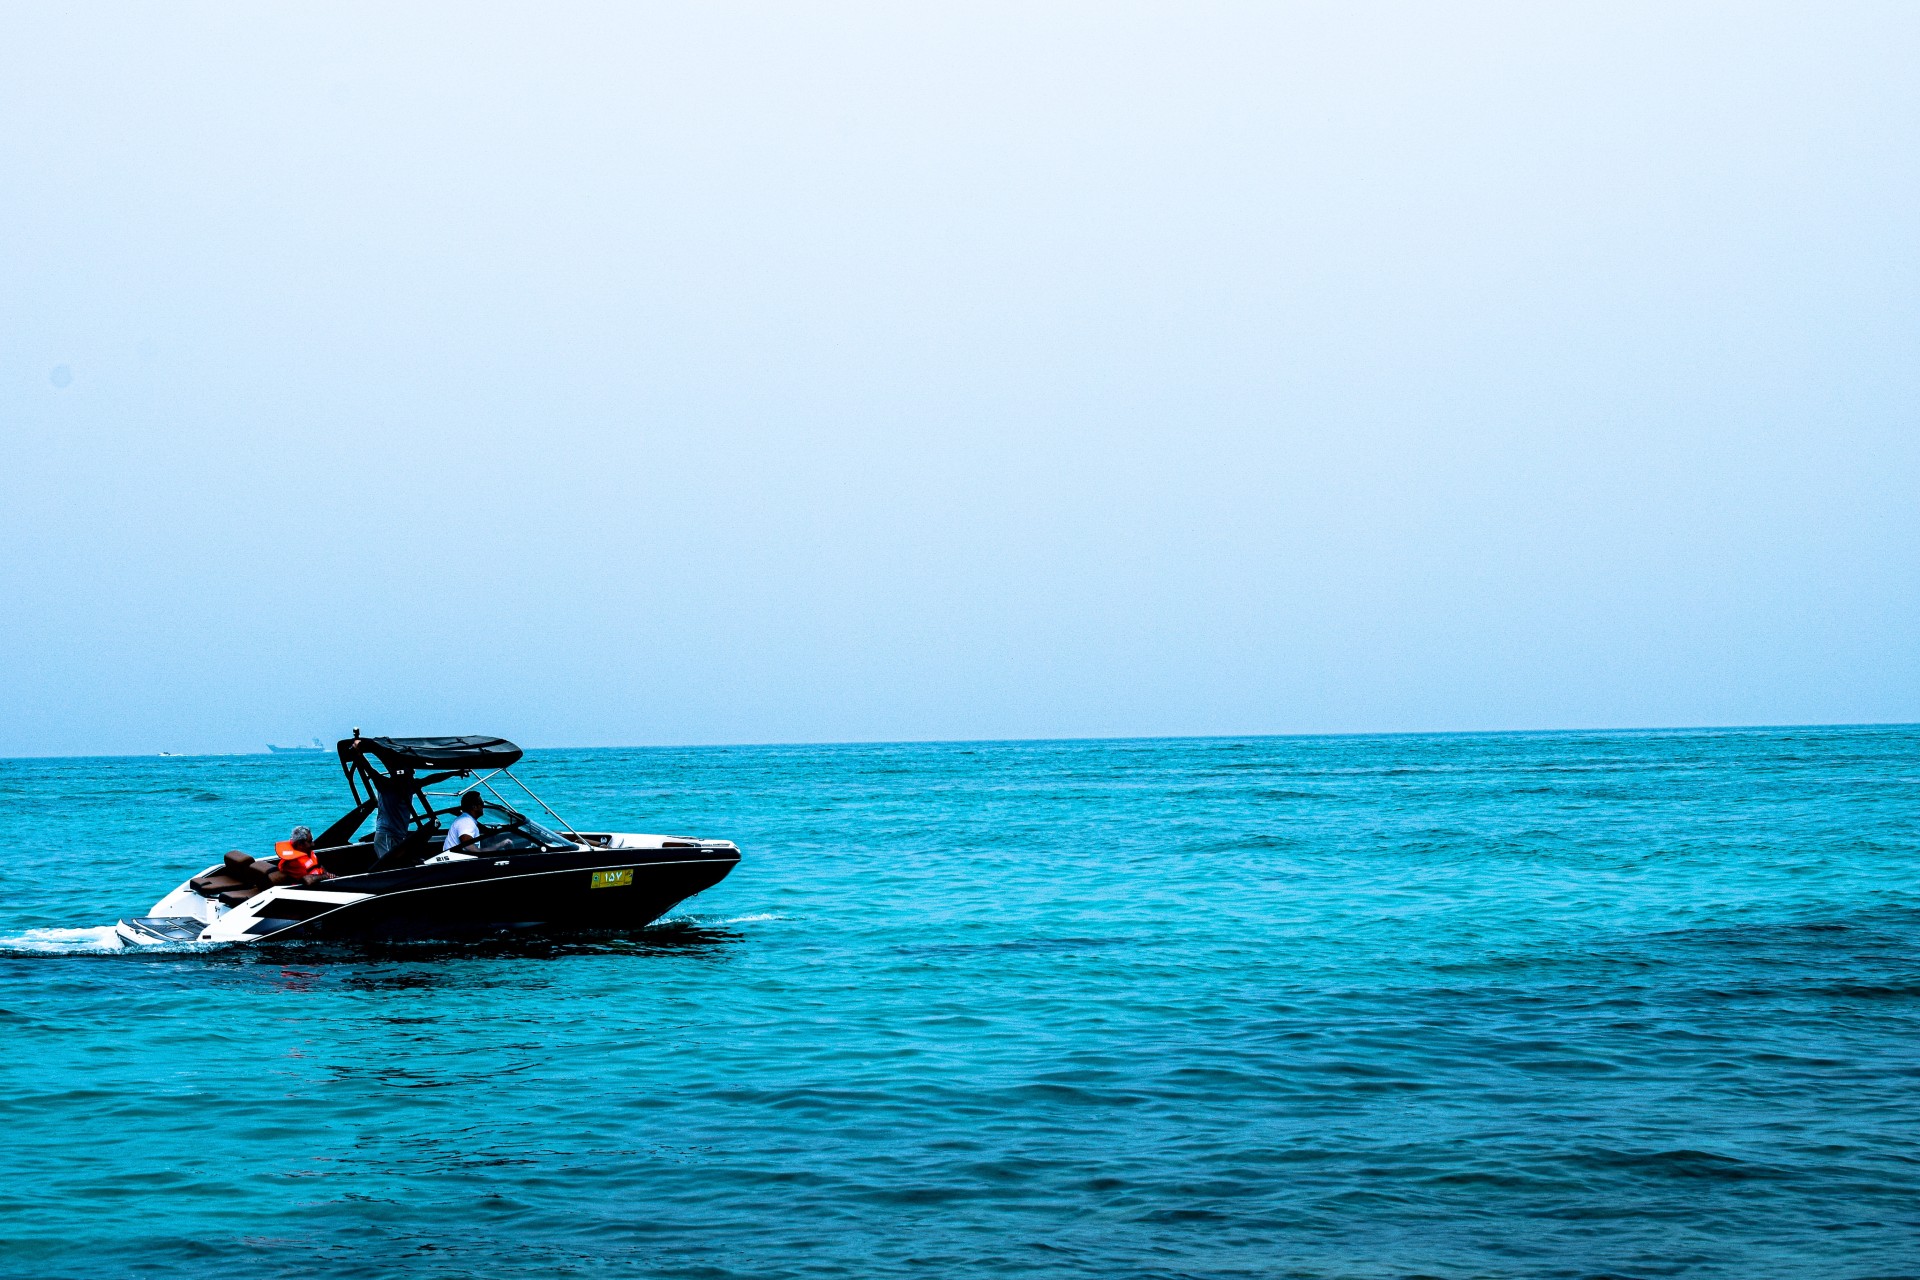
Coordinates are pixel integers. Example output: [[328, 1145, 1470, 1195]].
[[442, 791, 486, 854]]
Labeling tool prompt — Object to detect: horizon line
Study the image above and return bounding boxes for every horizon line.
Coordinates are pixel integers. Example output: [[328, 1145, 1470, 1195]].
[[3, 719, 1915, 764]]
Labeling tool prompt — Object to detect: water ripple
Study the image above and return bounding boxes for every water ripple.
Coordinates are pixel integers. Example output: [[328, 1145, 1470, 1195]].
[[0, 727, 1916, 1278]]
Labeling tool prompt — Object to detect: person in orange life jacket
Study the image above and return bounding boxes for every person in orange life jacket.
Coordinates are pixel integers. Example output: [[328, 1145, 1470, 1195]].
[[277, 826, 329, 883], [442, 791, 486, 854]]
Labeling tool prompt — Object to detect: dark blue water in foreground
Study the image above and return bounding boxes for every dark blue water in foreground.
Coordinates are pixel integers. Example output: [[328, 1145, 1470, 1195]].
[[2, 727, 1918, 1280]]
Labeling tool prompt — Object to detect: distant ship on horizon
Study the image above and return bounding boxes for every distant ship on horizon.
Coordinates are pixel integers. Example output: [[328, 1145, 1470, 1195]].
[[266, 738, 327, 753]]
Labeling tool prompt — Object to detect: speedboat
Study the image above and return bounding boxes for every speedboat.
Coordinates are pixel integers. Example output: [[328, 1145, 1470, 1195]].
[[116, 733, 740, 947]]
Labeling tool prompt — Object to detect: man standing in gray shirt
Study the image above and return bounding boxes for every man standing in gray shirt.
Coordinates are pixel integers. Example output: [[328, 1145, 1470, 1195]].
[[350, 751, 463, 868]]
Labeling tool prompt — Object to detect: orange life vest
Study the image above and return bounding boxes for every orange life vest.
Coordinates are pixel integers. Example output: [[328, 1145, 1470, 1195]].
[[275, 840, 323, 879]]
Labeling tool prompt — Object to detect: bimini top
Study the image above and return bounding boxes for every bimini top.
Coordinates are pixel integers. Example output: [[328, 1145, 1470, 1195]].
[[339, 735, 524, 772]]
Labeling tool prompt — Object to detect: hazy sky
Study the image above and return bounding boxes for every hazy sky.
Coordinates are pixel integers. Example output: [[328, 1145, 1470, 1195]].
[[3, 2, 1916, 756]]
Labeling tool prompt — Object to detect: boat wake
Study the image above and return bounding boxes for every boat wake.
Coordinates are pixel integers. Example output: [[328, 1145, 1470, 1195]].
[[0, 924, 222, 957], [0, 925, 128, 955]]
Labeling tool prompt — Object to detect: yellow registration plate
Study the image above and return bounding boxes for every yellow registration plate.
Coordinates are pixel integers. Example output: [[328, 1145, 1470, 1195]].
[[590, 869, 634, 889]]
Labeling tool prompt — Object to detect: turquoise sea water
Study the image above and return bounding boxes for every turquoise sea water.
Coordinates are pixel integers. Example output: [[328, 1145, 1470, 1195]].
[[1, 727, 1917, 1279]]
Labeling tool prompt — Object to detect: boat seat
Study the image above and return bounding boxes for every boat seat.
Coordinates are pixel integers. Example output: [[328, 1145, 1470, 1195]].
[[221, 851, 273, 888], [193, 853, 288, 898], [191, 871, 245, 897]]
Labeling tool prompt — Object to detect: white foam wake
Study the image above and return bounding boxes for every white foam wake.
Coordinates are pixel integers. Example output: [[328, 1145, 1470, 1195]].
[[0, 925, 127, 954]]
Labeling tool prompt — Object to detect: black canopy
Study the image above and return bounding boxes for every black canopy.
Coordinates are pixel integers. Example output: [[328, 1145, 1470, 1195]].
[[339, 735, 524, 772]]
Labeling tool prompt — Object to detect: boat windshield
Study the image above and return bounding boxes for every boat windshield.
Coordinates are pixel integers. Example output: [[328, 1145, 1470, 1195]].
[[473, 802, 576, 850], [518, 817, 577, 849]]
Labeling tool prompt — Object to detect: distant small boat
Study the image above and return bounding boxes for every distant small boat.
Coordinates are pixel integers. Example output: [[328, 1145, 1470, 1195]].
[[267, 738, 326, 753]]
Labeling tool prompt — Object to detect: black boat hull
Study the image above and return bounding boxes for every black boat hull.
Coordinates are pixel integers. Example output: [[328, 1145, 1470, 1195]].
[[240, 846, 740, 942]]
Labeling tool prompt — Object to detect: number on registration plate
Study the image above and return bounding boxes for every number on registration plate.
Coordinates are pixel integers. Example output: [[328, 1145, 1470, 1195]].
[[590, 869, 634, 889]]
